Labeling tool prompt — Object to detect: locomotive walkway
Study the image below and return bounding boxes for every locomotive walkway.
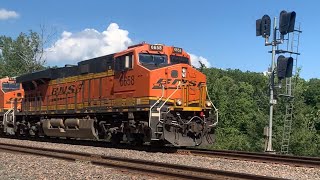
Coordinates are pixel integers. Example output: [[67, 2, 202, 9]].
[[0, 142, 283, 180]]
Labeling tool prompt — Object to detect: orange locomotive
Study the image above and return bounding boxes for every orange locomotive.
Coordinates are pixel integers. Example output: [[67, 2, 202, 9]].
[[0, 77, 24, 134], [0, 77, 23, 111], [1, 43, 218, 146]]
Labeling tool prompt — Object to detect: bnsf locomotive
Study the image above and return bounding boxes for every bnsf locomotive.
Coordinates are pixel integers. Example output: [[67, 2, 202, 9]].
[[0, 43, 218, 146]]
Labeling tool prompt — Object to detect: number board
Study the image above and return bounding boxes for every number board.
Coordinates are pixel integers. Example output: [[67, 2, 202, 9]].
[[9, 77, 16, 81], [173, 47, 183, 54], [120, 75, 134, 86], [149, 45, 163, 51]]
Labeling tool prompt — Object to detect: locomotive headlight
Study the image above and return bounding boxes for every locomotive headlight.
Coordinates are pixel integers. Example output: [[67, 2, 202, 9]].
[[182, 67, 187, 78], [205, 100, 212, 107], [176, 99, 183, 106]]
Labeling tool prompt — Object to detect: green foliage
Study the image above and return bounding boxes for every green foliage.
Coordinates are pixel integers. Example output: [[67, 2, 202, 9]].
[[0, 31, 46, 77], [1, 30, 320, 156], [305, 78, 320, 108], [204, 68, 320, 157]]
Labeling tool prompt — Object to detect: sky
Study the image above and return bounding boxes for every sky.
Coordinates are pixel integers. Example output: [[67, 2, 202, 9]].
[[0, 0, 319, 79]]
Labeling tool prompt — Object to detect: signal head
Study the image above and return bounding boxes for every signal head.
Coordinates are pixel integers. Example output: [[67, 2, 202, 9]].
[[279, 10, 296, 35], [256, 15, 271, 38], [277, 55, 294, 80], [256, 19, 262, 36]]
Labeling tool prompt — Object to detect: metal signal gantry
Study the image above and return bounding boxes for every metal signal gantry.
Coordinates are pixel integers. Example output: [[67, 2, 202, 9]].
[[256, 10, 300, 154]]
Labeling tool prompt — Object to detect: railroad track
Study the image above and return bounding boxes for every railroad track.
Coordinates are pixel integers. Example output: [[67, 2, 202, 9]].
[[180, 148, 320, 168], [0, 142, 283, 180], [2, 136, 320, 169]]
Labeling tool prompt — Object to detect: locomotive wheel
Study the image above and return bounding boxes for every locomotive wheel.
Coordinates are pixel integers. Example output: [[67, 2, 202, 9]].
[[150, 140, 166, 147], [130, 134, 144, 146], [111, 133, 123, 145]]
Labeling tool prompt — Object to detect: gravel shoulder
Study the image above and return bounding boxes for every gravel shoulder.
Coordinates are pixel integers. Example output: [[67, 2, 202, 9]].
[[0, 137, 319, 180], [0, 151, 157, 180]]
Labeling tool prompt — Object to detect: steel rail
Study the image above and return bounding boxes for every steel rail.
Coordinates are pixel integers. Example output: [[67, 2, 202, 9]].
[[181, 148, 320, 168], [0, 142, 283, 180]]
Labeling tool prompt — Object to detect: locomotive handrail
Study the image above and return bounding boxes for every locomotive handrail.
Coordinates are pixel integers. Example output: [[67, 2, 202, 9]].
[[3, 108, 14, 126], [3, 108, 11, 125], [158, 81, 181, 121], [206, 86, 218, 127], [148, 84, 164, 126], [150, 84, 164, 110]]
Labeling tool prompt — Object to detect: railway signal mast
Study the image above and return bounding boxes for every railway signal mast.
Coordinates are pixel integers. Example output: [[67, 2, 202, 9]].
[[256, 10, 301, 153]]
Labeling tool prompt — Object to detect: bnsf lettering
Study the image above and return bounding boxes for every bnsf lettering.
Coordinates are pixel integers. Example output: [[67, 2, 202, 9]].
[[152, 78, 204, 89], [52, 83, 83, 96], [172, 79, 180, 85]]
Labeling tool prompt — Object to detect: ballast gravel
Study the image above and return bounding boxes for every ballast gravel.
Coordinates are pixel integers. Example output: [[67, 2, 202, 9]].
[[0, 151, 155, 180], [0, 151, 156, 180], [0, 137, 319, 180]]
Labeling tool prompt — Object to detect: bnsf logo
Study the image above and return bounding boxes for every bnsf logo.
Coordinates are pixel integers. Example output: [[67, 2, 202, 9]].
[[52, 83, 83, 96], [152, 78, 204, 89]]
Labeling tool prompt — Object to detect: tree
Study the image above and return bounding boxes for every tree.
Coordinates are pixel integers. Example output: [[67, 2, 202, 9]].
[[0, 31, 45, 77], [0, 26, 56, 77], [203, 68, 268, 152], [202, 67, 320, 156], [198, 60, 207, 72], [304, 79, 320, 108]]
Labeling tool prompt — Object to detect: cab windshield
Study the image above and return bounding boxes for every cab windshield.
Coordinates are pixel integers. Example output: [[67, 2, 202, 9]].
[[2, 82, 20, 92], [139, 53, 168, 65], [170, 55, 190, 65]]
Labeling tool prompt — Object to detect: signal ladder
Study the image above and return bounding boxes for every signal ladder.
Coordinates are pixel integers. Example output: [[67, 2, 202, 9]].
[[280, 24, 302, 154]]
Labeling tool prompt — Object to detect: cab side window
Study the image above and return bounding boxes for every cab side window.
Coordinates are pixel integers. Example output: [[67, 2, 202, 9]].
[[115, 53, 133, 71]]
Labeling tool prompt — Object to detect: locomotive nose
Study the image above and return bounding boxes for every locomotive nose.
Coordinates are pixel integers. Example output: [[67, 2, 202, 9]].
[[179, 65, 209, 109]]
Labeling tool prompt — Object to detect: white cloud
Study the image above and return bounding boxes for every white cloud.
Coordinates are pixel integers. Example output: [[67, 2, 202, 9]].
[[46, 23, 132, 64], [0, 8, 19, 20], [46, 22, 211, 67], [189, 53, 211, 68]]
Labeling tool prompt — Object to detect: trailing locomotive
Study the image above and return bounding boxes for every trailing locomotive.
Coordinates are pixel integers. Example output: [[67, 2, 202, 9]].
[[0, 42, 218, 146]]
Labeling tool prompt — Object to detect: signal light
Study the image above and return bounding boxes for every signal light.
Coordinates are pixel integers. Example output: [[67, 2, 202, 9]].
[[256, 15, 271, 38], [279, 10, 296, 35], [256, 19, 262, 36], [277, 55, 293, 80], [176, 99, 182, 106]]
